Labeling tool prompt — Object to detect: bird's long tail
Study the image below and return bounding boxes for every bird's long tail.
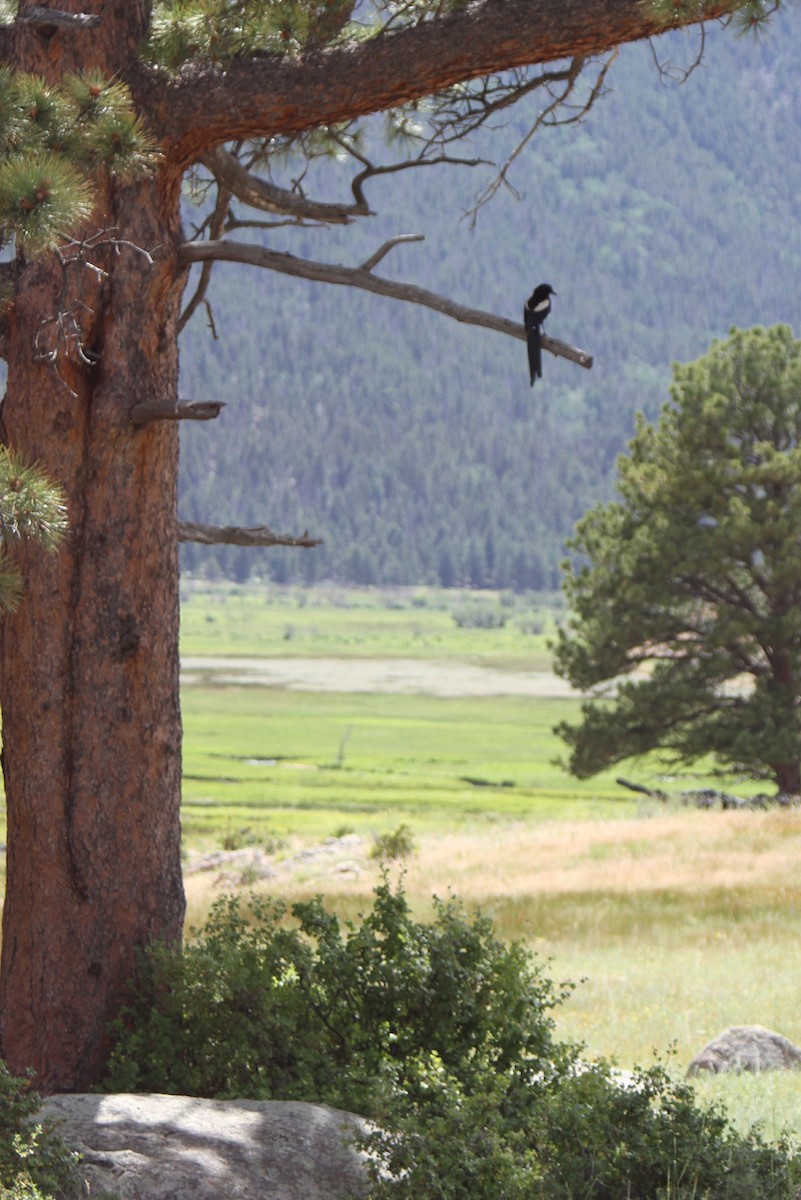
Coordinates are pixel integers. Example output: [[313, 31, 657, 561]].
[[528, 325, 542, 386]]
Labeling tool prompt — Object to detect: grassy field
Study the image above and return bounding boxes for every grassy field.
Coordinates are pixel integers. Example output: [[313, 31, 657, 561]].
[[180, 580, 560, 664], [177, 584, 801, 1141], [181, 687, 636, 842]]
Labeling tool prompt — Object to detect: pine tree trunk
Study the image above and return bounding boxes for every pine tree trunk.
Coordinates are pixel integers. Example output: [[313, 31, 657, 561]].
[[774, 762, 801, 796], [0, 166, 187, 1089], [0, 0, 189, 1095]]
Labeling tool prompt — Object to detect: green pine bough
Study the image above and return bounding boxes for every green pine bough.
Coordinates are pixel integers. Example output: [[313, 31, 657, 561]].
[[0, 68, 158, 255], [0, 448, 66, 613], [643, 0, 780, 34]]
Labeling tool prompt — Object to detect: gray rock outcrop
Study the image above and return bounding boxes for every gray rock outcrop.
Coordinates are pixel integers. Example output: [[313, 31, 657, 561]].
[[38, 1093, 372, 1200], [687, 1025, 801, 1076]]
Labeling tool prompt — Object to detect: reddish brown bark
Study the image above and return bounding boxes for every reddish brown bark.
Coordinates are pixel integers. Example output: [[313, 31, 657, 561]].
[[0, 2, 187, 1091], [0, 174, 188, 1089], [0, 0, 740, 1091], [774, 762, 801, 795]]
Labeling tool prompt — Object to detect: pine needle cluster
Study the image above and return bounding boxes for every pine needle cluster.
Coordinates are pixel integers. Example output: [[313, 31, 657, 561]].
[[144, 0, 471, 68], [0, 69, 160, 253], [146, 0, 358, 65], [643, 0, 779, 33], [0, 448, 67, 613]]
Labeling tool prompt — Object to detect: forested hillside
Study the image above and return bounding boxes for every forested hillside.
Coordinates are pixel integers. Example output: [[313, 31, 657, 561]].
[[178, 10, 801, 588]]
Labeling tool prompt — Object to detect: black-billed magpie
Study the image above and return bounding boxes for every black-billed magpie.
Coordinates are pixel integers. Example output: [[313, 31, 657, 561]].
[[524, 283, 555, 386]]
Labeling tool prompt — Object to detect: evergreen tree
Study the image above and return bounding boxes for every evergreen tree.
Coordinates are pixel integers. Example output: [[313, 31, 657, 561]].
[[0, 0, 780, 1089], [554, 324, 801, 794]]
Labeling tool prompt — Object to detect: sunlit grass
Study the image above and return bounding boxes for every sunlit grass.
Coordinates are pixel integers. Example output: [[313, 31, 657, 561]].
[[179, 586, 801, 1149], [180, 685, 642, 844], [180, 580, 558, 666]]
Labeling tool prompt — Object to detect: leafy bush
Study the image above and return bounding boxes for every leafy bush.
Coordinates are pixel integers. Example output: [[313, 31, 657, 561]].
[[517, 615, 545, 635], [105, 879, 801, 1199], [0, 1063, 79, 1200], [107, 877, 562, 1110], [450, 603, 507, 629], [370, 823, 416, 861], [365, 1054, 801, 1200]]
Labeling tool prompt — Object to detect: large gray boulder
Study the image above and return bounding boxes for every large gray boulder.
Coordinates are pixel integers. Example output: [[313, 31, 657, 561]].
[[687, 1025, 801, 1076], [39, 1093, 372, 1200]]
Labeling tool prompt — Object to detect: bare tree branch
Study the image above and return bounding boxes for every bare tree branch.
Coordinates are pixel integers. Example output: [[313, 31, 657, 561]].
[[200, 145, 370, 225], [178, 180, 231, 334], [359, 233, 424, 271], [195, 139, 489, 247], [346, 149, 491, 210], [130, 399, 226, 426], [178, 236, 593, 369], [648, 25, 707, 82], [17, 7, 101, 31], [178, 521, 322, 548], [420, 59, 590, 150], [465, 51, 617, 222]]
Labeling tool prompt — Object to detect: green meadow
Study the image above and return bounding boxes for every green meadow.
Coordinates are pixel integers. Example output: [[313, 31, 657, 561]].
[[178, 584, 801, 1142], [180, 580, 560, 664], [180, 582, 627, 842], [181, 687, 632, 842]]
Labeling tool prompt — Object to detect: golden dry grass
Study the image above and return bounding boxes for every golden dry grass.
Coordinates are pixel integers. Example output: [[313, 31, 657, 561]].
[[185, 806, 801, 936], [393, 807, 801, 899], [185, 806, 801, 926]]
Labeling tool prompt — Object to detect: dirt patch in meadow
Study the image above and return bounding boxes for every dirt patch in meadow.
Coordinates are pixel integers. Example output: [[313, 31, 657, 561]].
[[181, 656, 576, 697]]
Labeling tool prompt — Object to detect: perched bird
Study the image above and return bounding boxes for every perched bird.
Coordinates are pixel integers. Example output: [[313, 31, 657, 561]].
[[524, 283, 556, 386]]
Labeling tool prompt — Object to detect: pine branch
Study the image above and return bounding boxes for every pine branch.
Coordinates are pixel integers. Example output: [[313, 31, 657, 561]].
[[130, 399, 226, 426], [17, 7, 102, 32], [149, 0, 740, 162], [178, 236, 593, 370], [177, 521, 322, 549], [201, 145, 369, 225]]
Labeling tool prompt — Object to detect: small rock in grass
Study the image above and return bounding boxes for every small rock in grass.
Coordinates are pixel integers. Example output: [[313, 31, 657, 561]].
[[687, 1025, 801, 1076]]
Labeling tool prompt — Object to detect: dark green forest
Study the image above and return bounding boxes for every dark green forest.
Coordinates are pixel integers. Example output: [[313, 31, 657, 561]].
[[178, 10, 801, 588]]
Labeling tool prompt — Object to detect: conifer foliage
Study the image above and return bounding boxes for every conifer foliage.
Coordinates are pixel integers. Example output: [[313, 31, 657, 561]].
[[0, 447, 65, 611], [555, 324, 801, 794], [0, 69, 157, 252]]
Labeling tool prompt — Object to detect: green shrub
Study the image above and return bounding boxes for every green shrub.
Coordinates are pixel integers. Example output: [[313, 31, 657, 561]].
[[105, 879, 801, 1200], [451, 603, 507, 629], [106, 876, 565, 1108], [365, 1055, 801, 1200], [221, 825, 260, 851], [370, 823, 415, 861], [0, 1063, 79, 1200]]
